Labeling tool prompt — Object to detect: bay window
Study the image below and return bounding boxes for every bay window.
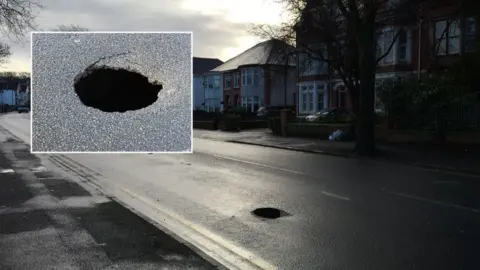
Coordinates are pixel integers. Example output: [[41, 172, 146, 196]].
[[233, 72, 240, 87], [298, 82, 326, 114], [241, 96, 263, 112], [242, 68, 261, 86]]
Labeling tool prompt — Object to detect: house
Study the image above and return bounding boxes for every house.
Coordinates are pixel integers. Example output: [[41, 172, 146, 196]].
[[16, 79, 30, 105], [193, 57, 224, 111], [295, 0, 478, 115], [211, 39, 297, 112], [202, 71, 223, 112]]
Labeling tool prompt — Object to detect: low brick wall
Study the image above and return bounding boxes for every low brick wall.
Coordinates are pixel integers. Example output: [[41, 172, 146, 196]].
[[193, 120, 217, 130], [387, 130, 480, 144], [241, 120, 268, 130], [286, 123, 351, 138]]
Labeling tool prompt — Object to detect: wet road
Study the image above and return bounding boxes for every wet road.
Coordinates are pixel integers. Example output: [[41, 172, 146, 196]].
[[2, 112, 480, 270]]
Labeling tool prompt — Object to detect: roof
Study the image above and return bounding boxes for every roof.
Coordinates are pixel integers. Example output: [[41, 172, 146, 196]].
[[211, 39, 296, 73], [193, 57, 224, 76]]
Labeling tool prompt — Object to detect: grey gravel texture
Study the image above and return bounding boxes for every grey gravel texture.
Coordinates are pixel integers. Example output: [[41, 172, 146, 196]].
[[31, 32, 192, 152]]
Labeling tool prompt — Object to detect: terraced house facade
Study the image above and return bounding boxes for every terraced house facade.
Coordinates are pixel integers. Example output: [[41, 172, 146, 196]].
[[295, 0, 478, 115]]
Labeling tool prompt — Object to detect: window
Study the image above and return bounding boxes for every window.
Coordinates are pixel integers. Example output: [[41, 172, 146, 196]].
[[241, 96, 263, 112], [242, 68, 261, 86], [435, 20, 460, 55], [213, 75, 220, 88], [233, 72, 240, 88], [299, 83, 322, 114], [378, 29, 394, 64], [335, 85, 347, 108], [253, 69, 260, 85], [299, 45, 327, 76], [397, 30, 408, 61], [204, 98, 220, 112], [225, 75, 232, 88], [465, 16, 477, 53], [307, 85, 314, 111], [317, 84, 325, 110]]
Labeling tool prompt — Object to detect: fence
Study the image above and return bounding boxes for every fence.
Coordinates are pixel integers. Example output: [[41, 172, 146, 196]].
[[388, 104, 480, 131]]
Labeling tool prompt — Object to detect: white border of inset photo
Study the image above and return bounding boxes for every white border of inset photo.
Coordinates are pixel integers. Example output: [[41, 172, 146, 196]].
[[30, 31, 193, 154]]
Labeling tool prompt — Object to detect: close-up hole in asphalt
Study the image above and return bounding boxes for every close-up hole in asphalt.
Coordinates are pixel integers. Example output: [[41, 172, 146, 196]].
[[251, 207, 290, 219], [73, 52, 163, 113]]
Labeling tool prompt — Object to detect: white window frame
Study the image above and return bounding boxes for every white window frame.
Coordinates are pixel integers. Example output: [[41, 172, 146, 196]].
[[298, 82, 326, 114], [377, 27, 412, 65], [435, 19, 461, 56], [241, 68, 261, 86], [204, 98, 220, 112], [241, 95, 263, 112]]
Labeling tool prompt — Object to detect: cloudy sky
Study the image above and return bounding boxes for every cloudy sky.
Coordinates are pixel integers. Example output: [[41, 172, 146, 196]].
[[1, 0, 288, 72]]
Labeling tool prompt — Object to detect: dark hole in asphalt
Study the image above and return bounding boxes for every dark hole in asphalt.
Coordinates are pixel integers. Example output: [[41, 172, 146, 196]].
[[251, 207, 289, 219], [73, 53, 162, 113]]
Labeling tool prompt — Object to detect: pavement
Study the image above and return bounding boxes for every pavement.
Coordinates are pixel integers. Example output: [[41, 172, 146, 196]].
[[2, 112, 480, 269], [0, 118, 217, 269], [193, 128, 480, 176]]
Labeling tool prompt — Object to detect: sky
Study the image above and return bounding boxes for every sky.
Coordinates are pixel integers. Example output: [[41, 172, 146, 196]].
[[0, 0, 288, 72]]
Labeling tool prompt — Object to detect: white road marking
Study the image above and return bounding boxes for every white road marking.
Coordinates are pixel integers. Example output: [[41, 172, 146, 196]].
[[321, 191, 350, 201], [385, 190, 480, 214], [213, 154, 307, 175], [0, 169, 14, 173]]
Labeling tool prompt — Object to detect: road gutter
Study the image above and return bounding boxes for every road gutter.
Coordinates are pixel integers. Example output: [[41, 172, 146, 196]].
[[44, 154, 277, 270]]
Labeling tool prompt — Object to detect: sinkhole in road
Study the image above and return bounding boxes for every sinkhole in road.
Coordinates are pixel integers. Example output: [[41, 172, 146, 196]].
[[73, 52, 163, 113], [251, 207, 290, 219]]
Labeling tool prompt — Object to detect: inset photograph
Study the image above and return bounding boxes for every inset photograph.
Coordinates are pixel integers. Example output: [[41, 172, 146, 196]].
[[31, 32, 192, 153]]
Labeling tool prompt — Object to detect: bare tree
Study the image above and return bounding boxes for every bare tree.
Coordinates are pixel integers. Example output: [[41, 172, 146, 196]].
[[51, 24, 89, 32], [0, 43, 10, 66], [253, 0, 474, 156], [0, 0, 42, 39], [0, 0, 41, 65]]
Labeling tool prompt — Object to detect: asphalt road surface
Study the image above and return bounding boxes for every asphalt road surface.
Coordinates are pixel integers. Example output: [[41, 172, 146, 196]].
[[2, 112, 480, 270]]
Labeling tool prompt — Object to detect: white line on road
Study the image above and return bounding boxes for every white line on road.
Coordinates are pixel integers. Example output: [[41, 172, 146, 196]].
[[385, 190, 480, 214], [321, 191, 350, 201], [212, 154, 307, 176], [0, 168, 14, 173]]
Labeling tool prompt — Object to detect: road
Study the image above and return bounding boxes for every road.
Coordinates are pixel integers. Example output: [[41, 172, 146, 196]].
[[2, 112, 480, 270]]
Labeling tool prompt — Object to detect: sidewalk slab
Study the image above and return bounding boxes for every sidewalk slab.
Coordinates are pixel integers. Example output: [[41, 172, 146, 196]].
[[0, 130, 217, 270], [194, 129, 480, 176]]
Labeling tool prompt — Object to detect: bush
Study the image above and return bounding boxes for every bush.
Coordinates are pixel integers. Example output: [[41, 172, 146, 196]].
[[222, 114, 241, 131]]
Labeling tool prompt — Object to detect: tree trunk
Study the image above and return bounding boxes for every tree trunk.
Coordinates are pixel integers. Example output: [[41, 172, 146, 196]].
[[355, 22, 377, 156]]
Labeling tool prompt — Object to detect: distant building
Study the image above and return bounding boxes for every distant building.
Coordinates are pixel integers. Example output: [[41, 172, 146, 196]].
[[0, 89, 17, 106], [193, 57, 224, 111]]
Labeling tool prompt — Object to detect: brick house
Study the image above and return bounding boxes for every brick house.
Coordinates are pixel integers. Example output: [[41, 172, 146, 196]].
[[295, 0, 478, 115], [211, 39, 297, 112]]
